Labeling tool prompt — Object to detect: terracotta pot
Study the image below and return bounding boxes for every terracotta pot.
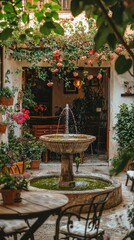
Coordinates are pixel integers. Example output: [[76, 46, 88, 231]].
[[30, 160, 40, 170], [0, 123, 7, 133], [1, 189, 21, 204], [17, 161, 26, 174], [0, 96, 13, 106]]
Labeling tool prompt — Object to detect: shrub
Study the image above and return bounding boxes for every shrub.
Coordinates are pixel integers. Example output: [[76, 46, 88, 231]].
[[114, 103, 134, 149]]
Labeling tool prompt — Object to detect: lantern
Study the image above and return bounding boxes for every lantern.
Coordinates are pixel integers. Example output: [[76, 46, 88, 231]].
[[73, 78, 82, 89]]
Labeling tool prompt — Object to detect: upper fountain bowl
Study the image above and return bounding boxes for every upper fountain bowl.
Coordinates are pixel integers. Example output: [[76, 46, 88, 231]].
[[40, 134, 96, 154]]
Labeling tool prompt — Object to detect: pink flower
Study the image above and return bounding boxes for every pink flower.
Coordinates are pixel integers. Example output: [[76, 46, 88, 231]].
[[51, 68, 58, 73], [81, 56, 87, 60], [53, 49, 60, 60], [87, 75, 93, 80], [70, 17, 74, 21], [58, 57, 63, 62], [93, 22, 96, 28], [101, 55, 106, 61], [73, 71, 79, 77], [115, 47, 122, 54], [94, 52, 99, 61], [49, 60, 53, 64], [10, 108, 30, 125], [12, 114, 17, 120], [110, 53, 114, 60], [89, 49, 94, 55], [47, 82, 54, 87], [87, 60, 93, 65], [97, 73, 103, 79], [57, 62, 63, 67], [17, 119, 23, 124]]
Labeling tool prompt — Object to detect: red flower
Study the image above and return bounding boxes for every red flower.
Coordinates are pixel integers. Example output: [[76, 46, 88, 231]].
[[47, 82, 54, 87]]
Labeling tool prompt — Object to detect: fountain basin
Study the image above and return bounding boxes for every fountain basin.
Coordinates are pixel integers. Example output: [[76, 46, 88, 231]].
[[30, 174, 122, 213], [40, 134, 96, 154]]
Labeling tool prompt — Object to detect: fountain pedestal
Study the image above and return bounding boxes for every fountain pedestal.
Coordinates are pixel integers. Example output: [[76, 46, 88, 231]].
[[59, 154, 75, 188]]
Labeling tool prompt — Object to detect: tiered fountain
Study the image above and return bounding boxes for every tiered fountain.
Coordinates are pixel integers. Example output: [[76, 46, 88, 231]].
[[40, 104, 96, 188], [31, 104, 122, 211]]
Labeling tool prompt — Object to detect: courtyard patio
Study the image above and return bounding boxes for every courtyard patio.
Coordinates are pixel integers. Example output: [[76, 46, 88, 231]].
[[26, 155, 133, 240]]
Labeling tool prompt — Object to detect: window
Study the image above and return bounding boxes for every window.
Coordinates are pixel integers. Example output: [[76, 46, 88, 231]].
[[59, 0, 71, 11], [23, 0, 71, 11], [23, 0, 48, 8]]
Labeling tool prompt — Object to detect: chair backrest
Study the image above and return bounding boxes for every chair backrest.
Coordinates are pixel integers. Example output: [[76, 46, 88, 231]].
[[128, 162, 134, 170], [55, 191, 111, 240], [85, 191, 111, 232]]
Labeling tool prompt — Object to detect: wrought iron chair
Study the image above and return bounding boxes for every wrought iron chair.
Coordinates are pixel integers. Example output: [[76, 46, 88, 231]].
[[0, 219, 34, 240], [125, 162, 134, 191], [54, 191, 111, 240]]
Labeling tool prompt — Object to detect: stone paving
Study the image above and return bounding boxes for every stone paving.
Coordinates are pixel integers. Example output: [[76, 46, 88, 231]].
[[28, 155, 134, 240]]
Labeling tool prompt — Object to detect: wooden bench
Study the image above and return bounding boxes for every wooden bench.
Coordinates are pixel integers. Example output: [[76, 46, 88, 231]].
[[31, 124, 65, 163], [32, 124, 65, 139]]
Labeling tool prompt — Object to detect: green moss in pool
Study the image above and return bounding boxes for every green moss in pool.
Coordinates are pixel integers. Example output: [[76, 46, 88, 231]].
[[30, 177, 111, 191]]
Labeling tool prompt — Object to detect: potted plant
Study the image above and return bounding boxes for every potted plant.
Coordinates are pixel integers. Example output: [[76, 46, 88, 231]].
[[29, 140, 46, 170], [0, 86, 16, 106], [0, 142, 18, 173], [8, 130, 46, 170], [0, 106, 7, 133], [0, 172, 30, 204], [109, 139, 134, 176]]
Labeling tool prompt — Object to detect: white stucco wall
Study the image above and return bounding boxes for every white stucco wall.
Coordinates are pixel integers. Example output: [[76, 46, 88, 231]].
[[109, 61, 134, 159]]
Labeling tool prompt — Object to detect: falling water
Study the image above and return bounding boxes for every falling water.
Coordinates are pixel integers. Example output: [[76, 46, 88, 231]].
[[57, 104, 77, 135]]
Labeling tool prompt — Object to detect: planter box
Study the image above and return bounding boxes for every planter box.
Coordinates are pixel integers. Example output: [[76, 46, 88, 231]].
[[0, 123, 7, 133], [0, 96, 13, 106]]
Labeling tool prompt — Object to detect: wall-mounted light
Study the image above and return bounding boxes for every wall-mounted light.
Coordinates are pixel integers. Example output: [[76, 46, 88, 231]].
[[73, 78, 82, 89], [14, 103, 20, 112]]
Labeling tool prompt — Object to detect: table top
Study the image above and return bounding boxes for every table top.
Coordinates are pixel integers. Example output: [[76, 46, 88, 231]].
[[0, 190, 68, 220]]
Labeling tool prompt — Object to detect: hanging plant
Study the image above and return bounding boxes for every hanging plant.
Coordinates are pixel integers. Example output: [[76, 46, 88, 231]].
[[9, 17, 133, 85]]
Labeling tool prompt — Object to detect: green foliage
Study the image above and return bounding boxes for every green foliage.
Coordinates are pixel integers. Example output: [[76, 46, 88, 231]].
[[0, 0, 63, 42], [115, 55, 133, 74], [110, 140, 134, 175], [71, 0, 134, 74], [114, 103, 134, 149], [0, 0, 133, 76], [0, 142, 18, 169], [110, 104, 134, 175], [0, 86, 16, 98], [0, 172, 29, 190], [8, 130, 46, 162], [22, 86, 36, 110]]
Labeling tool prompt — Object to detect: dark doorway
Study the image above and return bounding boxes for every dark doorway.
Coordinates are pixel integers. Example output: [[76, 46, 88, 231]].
[[72, 67, 110, 159], [22, 67, 52, 124]]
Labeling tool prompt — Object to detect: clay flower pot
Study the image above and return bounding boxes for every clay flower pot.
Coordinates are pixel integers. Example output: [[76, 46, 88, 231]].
[[30, 160, 40, 170], [0, 123, 7, 133], [1, 189, 21, 204]]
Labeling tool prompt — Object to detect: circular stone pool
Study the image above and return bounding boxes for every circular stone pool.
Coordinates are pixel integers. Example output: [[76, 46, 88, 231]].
[[30, 174, 122, 212]]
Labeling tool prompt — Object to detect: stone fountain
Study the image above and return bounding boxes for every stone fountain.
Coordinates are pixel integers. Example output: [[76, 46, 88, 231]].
[[33, 104, 122, 211], [40, 104, 96, 188]]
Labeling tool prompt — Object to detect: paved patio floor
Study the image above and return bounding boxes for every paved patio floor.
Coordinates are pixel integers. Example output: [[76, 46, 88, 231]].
[[27, 155, 133, 240]]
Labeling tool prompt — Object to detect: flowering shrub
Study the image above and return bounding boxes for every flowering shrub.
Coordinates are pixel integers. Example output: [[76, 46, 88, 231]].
[[34, 104, 47, 113], [6, 108, 30, 125], [0, 172, 30, 190]]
